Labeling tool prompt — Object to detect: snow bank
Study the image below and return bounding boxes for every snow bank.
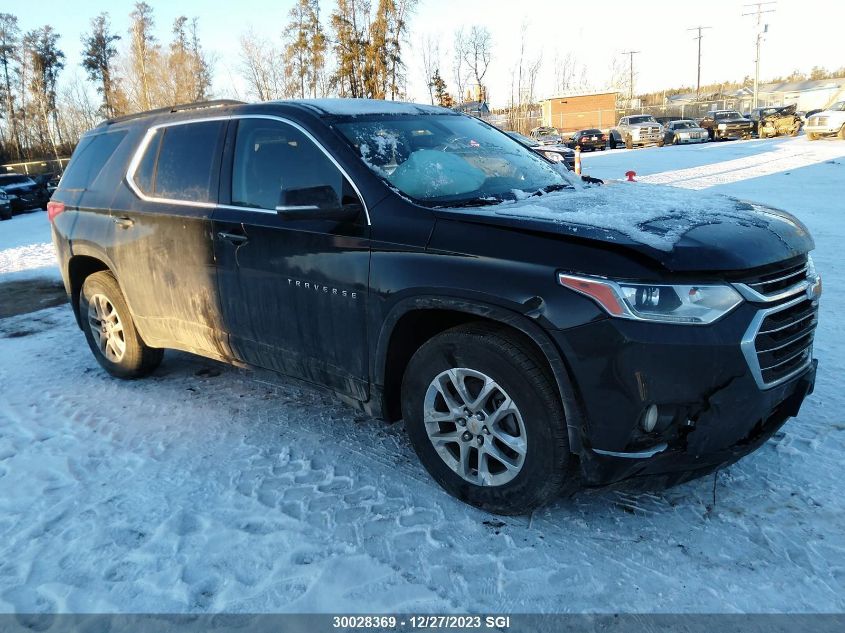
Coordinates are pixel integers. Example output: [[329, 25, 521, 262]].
[[0, 211, 59, 282]]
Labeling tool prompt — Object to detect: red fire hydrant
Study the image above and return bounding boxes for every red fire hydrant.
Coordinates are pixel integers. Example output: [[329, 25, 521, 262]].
[[625, 170, 637, 182]]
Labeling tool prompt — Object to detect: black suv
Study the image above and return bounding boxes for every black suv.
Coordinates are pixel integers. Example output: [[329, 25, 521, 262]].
[[50, 99, 821, 514]]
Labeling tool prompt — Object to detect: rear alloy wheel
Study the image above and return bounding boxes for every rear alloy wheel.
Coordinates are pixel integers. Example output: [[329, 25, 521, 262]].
[[80, 271, 163, 378], [807, 132, 819, 141], [402, 323, 570, 514]]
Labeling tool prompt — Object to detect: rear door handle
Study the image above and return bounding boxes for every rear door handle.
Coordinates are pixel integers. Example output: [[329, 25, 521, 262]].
[[113, 216, 134, 228], [217, 231, 248, 245]]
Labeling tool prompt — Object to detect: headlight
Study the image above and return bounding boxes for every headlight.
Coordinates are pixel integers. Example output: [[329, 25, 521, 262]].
[[718, 123, 727, 130], [558, 274, 744, 324], [542, 151, 563, 163], [0, 191, 7, 200]]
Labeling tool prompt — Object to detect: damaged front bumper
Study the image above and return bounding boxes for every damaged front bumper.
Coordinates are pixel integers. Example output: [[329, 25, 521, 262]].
[[550, 304, 817, 487]]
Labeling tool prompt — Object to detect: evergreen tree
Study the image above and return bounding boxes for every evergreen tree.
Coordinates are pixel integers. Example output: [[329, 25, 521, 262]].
[[81, 13, 121, 117]]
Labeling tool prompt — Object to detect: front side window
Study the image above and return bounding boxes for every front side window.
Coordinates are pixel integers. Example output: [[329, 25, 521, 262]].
[[336, 114, 570, 206], [829, 101, 845, 112], [133, 120, 225, 203], [231, 118, 349, 211]]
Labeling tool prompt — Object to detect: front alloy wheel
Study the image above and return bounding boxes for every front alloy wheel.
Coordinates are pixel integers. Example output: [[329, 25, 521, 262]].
[[402, 323, 570, 514], [423, 368, 527, 487]]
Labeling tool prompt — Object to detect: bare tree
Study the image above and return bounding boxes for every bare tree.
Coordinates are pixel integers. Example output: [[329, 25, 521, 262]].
[[451, 28, 468, 104], [508, 23, 541, 133], [420, 34, 439, 105], [460, 25, 491, 101], [239, 29, 284, 101]]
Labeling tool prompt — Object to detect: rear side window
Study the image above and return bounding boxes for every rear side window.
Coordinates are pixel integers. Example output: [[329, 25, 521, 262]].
[[133, 120, 225, 203], [60, 130, 127, 190]]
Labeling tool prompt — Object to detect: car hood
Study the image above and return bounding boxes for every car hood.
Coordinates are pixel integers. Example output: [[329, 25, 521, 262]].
[[537, 144, 574, 154], [431, 182, 813, 272]]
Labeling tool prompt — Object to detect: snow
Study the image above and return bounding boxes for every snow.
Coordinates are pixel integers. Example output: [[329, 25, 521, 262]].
[[484, 181, 775, 252], [292, 98, 448, 117], [0, 210, 60, 282], [1, 136, 845, 614]]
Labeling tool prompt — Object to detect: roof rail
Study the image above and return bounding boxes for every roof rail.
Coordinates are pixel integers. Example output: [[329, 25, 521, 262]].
[[102, 99, 247, 126]]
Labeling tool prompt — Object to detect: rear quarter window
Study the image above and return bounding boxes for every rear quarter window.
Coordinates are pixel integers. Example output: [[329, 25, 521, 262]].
[[60, 130, 128, 190]]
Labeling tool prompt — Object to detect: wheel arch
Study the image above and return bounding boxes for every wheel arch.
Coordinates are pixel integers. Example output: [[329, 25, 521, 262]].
[[67, 253, 113, 329], [373, 295, 586, 455]]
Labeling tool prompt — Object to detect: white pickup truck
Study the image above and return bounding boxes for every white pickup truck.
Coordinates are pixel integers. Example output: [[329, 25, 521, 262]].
[[612, 115, 665, 149], [804, 101, 845, 140]]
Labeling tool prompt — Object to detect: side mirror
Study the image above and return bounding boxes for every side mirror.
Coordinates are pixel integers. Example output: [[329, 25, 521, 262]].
[[276, 185, 360, 222]]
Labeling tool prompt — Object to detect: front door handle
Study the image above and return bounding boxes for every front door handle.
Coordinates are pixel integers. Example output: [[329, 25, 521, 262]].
[[217, 231, 248, 245], [113, 216, 134, 228]]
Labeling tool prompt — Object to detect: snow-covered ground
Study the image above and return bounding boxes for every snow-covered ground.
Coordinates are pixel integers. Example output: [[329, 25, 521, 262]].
[[0, 136, 844, 614]]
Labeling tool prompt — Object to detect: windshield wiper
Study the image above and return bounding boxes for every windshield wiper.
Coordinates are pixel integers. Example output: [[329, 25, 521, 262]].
[[529, 183, 572, 197], [442, 197, 502, 208]]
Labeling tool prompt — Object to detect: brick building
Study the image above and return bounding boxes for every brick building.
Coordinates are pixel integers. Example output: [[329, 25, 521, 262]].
[[540, 90, 619, 132]]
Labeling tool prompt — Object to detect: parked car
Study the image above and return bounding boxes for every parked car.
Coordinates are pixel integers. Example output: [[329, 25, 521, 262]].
[[748, 105, 802, 138], [698, 110, 755, 141], [505, 131, 576, 170], [0, 190, 11, 220], [32, 171, 62, 195], [529, 126, 563, 145], [0, 172, 50, 213], [50, 98, 820, 514], [663, 120, 709, 145], [804, 101, 845, 140], [567, 129, 607, 151], [612, 115, 664, 149]]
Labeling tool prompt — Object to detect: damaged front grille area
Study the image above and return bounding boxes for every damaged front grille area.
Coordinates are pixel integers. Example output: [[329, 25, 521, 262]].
[[742, 295, 818, 389], [735, 256, 809, 300]]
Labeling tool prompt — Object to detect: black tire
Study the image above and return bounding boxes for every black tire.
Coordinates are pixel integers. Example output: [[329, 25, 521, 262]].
[[0, 210, 11, 221], [80, 271, 163, 378], [657, 138, 665, 147], [401, 323, 570, 515]]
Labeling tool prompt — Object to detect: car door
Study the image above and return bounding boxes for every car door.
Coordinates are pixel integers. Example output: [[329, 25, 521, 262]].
[[212, 116, 371, 401], [107, 118, 232, 360]]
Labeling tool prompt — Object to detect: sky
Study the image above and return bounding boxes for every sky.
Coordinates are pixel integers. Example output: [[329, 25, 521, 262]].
[[4, 0, 844, 108]]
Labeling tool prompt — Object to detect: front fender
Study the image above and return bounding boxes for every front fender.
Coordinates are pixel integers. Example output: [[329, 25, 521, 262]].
[[373, 294, 588, 455]]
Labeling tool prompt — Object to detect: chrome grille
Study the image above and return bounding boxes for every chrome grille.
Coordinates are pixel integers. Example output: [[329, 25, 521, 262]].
[[743, 259, 808, 298], [744, 297, 818, 388]]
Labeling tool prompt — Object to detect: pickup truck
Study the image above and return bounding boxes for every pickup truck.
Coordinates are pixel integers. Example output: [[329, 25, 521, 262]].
[[612, 115, 664, 149], [804, 100, 845, 140], [698, 110, 755, 141]]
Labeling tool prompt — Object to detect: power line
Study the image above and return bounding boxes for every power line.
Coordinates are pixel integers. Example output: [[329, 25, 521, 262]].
[[687, 26, 712, 101], [743, 2, 777, 109], [621, 50, 640, 107]]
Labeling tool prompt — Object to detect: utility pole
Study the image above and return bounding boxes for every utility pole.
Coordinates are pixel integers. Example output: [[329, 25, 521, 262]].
[[621, 50, 640, 108], [743, 2, 776, 109], [687, 26, 712, 101]]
